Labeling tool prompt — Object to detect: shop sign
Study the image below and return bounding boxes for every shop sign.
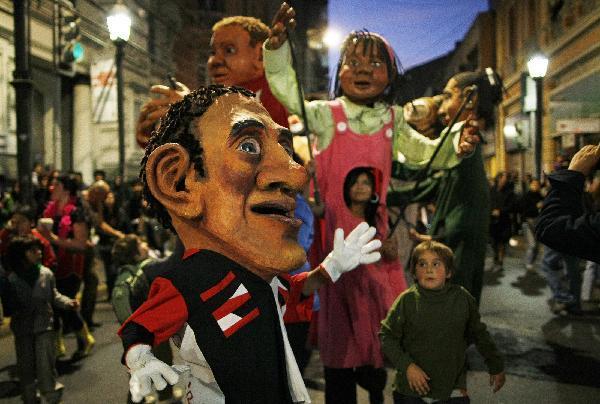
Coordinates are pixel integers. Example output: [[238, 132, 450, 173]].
[[556, 119, 600, 134]]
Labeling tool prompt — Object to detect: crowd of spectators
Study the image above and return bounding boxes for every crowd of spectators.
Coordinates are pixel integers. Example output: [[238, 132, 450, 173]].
[[0, 165, 175, 403]]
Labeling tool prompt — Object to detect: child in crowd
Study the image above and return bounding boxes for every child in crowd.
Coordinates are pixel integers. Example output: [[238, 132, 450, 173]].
[[2, 236, 78, 404], [111, 234, 152, 324], [380, 241, 505, 403], [111, 234, 180, 404]]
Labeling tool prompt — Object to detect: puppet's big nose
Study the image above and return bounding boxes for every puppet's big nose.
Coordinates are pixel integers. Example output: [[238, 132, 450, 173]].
[[257, 147, 308, 196]]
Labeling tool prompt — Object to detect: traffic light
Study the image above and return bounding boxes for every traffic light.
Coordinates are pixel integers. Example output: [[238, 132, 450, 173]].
[[57, 4, 84, 73]]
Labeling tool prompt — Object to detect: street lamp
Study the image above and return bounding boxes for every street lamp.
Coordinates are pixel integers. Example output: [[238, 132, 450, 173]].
[[107, 1, 131, 182], [527, 54, 548, 179]]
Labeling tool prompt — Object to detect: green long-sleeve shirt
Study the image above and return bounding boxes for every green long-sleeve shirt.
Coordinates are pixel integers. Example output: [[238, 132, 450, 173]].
[[263, 41, 463, 170], [380, 283, 504, 400]]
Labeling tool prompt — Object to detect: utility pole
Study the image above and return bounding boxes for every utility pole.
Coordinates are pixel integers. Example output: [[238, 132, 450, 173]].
[[12, 0, 33, 202], [115, 40, 125, 181]]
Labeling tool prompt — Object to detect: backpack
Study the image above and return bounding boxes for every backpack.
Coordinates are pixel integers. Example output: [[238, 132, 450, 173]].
[[111, 259, 152, 324]]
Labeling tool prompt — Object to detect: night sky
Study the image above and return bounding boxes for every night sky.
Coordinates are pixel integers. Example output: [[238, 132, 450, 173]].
[[328, 0, 490, 71]]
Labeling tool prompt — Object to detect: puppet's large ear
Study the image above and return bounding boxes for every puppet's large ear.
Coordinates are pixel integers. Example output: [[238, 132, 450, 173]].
[[463, 87, 479, 111], [145, 143, 204, 220]]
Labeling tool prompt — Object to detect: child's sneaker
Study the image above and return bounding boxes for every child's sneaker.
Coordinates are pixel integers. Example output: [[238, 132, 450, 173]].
[[73, 325, 95, 359]]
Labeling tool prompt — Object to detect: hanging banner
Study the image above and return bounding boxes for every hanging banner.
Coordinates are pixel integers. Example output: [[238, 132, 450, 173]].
[[91, 58, 117, 123]]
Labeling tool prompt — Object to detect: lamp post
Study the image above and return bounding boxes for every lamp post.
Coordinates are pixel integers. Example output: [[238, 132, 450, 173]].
[[527, 54, 549, 180], [107, 2, 131, 182], [12, 0, 32, 202]]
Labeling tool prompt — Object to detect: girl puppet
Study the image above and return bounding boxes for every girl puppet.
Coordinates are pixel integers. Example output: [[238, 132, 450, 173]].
[[265, 3, 478, 402]]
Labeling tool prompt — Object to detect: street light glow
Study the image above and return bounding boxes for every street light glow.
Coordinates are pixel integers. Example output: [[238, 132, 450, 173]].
[[527, 54, 549, 78], [323, 27, 342, 48], [503, 124, 518, 138], [107, 3, 131, 42]]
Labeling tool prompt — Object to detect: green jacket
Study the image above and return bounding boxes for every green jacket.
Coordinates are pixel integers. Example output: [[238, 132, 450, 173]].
[[380, 283, 503, 400]]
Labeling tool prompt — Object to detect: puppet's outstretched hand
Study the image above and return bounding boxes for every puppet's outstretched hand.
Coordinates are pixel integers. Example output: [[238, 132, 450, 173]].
[[126, 344, 179, 403], [457, 114, 481, 157], [135, 82, 190, 148], [320, 222, 382, 282], [266, 3, 296, 50]]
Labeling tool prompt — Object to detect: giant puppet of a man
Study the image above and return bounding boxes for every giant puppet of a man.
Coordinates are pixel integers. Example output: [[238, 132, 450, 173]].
[[118, 85, 382, 404], [135, 16, 287, 148]]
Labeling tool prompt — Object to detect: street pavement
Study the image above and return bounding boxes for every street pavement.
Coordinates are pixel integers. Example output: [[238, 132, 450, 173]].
[[1, 241, 600, 403]]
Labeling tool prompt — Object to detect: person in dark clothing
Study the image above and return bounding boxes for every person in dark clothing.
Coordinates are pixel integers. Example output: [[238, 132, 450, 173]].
[[518, 178, 544, 270], [536, 144, 600, 264], [380, 240, 505, 403], [408, 69, 503, 303], [2, 236, 78, 404], [489, 172, 515, 271], [86, 180, 126, 298], [111, 235, 181, 403]]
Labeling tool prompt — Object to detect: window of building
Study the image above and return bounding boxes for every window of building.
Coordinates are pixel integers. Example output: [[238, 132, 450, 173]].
[[507, 5, 517, 58], [147, 14, 156, 60], [528, 0, 537, 38], [0, 37, 16, 176]]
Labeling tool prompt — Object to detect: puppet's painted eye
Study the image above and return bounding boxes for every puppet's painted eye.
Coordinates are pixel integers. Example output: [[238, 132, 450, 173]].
[[238, 138, 261, 155], [226, 46, 236, 54], [371, 61, 383, 68]]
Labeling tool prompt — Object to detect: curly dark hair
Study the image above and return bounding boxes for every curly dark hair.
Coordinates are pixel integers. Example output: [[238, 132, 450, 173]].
[[331, 30, 404, 104], [139, 85, 255, 232]]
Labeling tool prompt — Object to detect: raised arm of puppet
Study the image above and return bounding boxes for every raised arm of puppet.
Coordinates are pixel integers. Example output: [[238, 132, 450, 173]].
[[135, 82, 190, 148], [266, 2, 296, 50], [302, 222, 381, 294]]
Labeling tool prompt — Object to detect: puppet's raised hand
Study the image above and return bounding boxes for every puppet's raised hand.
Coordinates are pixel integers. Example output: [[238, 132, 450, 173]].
[[135, 82, 190, 148], [320, 222, 382, 282], [457, 114, 481, 157], [126, 344, 179, 403], [266, 2, 296, 50]]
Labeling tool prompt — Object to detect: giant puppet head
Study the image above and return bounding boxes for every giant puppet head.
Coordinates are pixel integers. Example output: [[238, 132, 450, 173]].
[[141, 85, 308, 280], [208, 17, 269, 86]]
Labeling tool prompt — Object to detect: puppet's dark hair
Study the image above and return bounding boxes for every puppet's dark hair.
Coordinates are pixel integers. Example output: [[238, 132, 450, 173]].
[[451, 69, 504, 126], [343, 166, 380, 228], [331, 30, 404, 104], [139, 85, 255, 232]]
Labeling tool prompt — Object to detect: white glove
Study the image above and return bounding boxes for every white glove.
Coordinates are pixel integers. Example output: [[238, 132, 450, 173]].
[[126, 344, 179, 403], [321, 222, 382, 282]]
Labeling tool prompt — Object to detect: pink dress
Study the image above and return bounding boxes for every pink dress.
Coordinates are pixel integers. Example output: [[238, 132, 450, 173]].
[[315, 101, 407, 368]]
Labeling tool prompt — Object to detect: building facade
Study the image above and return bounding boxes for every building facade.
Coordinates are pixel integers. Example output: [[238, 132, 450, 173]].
[[494, 0, 600, 181], [0, 0, 328, 184]]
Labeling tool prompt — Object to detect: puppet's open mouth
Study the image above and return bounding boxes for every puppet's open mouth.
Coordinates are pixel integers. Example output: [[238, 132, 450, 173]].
[[210, 72, 228, 81], [354, 81, 371, 88], [251, 201, 302, 227]]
